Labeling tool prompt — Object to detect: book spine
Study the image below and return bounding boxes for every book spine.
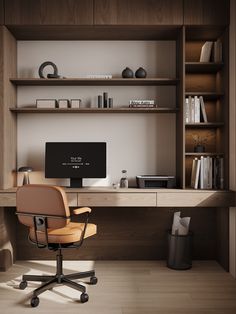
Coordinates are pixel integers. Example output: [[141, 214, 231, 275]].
[[194, 96, 200, 123]]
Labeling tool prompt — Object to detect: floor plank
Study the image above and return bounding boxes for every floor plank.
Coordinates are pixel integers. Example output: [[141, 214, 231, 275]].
[[0, 261, 236, 313]]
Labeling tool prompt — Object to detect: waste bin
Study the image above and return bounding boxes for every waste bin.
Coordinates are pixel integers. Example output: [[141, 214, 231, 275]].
[[167, 230, 193, 270]]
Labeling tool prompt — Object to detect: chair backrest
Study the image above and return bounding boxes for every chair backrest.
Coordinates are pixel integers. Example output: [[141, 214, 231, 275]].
[[16, 184, 70, 229]]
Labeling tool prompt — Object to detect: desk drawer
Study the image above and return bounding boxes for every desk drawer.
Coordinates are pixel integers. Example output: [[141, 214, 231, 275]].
[[157, 191, 234, 207], [67, 193, 77, 206], [77, 192, 156, 207], [0, 193, 16, 206]]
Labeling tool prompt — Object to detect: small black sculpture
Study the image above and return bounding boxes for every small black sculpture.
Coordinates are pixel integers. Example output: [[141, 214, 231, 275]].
[[38, 61, 61, 79], [122, 67, 134, 78], [135, 67, 147, 78]]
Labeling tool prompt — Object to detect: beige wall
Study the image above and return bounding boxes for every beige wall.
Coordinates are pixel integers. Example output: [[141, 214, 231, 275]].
[[16, 41, 176, 187], [230, 0, 236, 278]]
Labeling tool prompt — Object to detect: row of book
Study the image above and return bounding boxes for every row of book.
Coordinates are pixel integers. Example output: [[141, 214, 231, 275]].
[[129, 100, 157, 108], [185, 96, 207, 123], [200, 39, 222, 62], [190, 156, 224, 190]]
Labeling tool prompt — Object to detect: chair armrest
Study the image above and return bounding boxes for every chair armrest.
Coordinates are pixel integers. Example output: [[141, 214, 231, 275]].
[[73, 207, 91, 215]]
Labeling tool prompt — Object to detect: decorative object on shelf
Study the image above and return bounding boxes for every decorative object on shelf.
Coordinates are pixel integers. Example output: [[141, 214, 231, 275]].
[[129, 99, 157, 108], [108, 98, 113, 108], [36, 99, 57, 108], [38, 61, 63, 79], [120, 170, 128, 188], [98, 95, 102, 108], [58, 99, 69, 108], [70, 99, 81, 108], [135, 67, 147, 78], [200, 42, 213, 62], [122, 67, 134, 78], [192, 135, 207, 153], [18, 166, 33, 185], [103, 92, 108, 108], [112, 183, 120, 189]]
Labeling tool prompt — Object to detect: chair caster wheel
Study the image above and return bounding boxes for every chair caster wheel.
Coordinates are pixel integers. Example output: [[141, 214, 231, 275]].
[[31, 296, 40, 307], [90, 276, 98, 285], [19, 280, 27, 290], [80, 292, 89, 303]]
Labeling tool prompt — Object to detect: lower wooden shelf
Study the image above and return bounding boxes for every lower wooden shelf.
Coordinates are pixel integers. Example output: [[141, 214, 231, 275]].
[[10, 107, 178, 114]]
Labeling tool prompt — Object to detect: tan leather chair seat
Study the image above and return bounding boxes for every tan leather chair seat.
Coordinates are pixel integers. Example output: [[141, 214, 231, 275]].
[[29, 222, 97, 244]]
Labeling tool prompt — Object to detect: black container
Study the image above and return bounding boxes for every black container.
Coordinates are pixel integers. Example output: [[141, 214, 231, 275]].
[[135, 67, 147, 78], [122, 67, 134, 78], [98, 95, 102, 108], [167, 231, 193, 270], [103, 92, 108, 108]]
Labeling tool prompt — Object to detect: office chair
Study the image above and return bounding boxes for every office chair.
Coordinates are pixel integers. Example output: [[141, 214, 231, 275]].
[[16, 184, 97, 307]]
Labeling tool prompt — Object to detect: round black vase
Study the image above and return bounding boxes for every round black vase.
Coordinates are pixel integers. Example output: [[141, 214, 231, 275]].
[[122, 67, 134, 78], [135, 67, 147, 78], [194, 145, 205, 153]]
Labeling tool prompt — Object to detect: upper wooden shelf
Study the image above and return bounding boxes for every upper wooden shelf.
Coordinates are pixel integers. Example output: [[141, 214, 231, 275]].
[[10, 107, 178, 114], [185, 152, 224, 156], [185, 122, 224, 128], [185, 62, 224, 73], [10, 78, 179, 86], [185, 92, 224, 100]]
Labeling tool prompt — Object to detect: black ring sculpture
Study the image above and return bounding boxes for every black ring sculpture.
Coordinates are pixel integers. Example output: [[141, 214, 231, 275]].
[[38, 61, 59, 78]]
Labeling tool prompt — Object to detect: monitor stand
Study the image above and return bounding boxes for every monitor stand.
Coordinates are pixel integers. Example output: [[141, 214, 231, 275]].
[[70, 178, 83, 188]]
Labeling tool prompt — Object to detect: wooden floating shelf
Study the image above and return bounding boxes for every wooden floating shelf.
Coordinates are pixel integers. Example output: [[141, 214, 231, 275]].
[[10, 107, 178, 114], [185, 62, 224, 73], [10, 78, 179, 86], [185, 122, 224, 128], [185, 92, 224, 100], [185, 152, 224, 156]]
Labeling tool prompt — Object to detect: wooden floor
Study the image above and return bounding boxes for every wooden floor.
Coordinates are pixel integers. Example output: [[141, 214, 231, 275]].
[[0, 260, 236, 313]]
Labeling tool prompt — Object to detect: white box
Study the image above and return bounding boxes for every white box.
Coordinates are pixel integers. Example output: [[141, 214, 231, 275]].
[[58, 99, 69, 108], [71, 99, 81, 108], [36, 99, 57, 108]]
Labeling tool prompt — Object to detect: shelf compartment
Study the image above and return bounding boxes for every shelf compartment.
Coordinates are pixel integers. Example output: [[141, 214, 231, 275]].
[[185, 122, 224, 128], [185, 62, 224, 73], [10, 78, 179, 86], [10, 107, 178, 114], [185, 92, 224, 100]]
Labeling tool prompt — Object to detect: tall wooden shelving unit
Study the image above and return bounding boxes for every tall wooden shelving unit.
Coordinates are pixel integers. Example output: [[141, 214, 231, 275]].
[[184, 27, 229, 189]]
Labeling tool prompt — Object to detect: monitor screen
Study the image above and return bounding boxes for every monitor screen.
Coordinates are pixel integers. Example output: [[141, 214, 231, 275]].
[[45, 142, 106, 187]]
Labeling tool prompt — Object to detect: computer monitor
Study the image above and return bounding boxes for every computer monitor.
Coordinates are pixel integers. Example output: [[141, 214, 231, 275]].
[[45, 142, 106, 188]]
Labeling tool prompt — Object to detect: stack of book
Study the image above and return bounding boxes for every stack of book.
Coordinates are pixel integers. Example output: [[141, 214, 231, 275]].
[[190, 156, 224, 190], [200, 40, 222, 62], [185, 96, 207, 123], [129, 100, 157, 108]]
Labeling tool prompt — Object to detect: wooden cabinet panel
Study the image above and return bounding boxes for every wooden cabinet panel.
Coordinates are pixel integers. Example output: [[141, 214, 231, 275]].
[[5, 0, 41, 25], [184, 0, 229, 25], [0, 0, 4, 24], [5, 0, 93, 25], [94, 0, 183, 25]]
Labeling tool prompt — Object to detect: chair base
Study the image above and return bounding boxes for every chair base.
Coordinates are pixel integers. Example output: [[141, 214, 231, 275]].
[[19, 250, 97, 307]]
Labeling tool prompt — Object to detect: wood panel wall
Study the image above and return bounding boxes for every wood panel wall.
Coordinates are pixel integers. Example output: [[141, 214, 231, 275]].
[[5, 0, 94, 25], [15, 207, 229, 270], [0, 207, 17, 271], [94, 0, 183, 25], [0, 26, 17, 189], [0, 0, 3, 24], [184, 0, 230, 25]]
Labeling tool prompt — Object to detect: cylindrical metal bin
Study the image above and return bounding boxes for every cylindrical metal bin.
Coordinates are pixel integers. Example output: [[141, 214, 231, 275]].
[[167, 231, 193, 270]]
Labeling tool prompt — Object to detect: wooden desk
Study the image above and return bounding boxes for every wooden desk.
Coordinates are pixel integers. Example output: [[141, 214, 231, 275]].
[[0, 187, 235, 207], [0, 187, 235, 272]]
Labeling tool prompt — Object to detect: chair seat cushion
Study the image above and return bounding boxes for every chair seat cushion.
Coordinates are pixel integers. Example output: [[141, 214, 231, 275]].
[[29, 222, 97, 244]]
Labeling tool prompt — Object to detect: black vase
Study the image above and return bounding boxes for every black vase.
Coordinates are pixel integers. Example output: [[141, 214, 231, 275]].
[[122, 67, 134, 78], [135, 67, 147, 78]]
